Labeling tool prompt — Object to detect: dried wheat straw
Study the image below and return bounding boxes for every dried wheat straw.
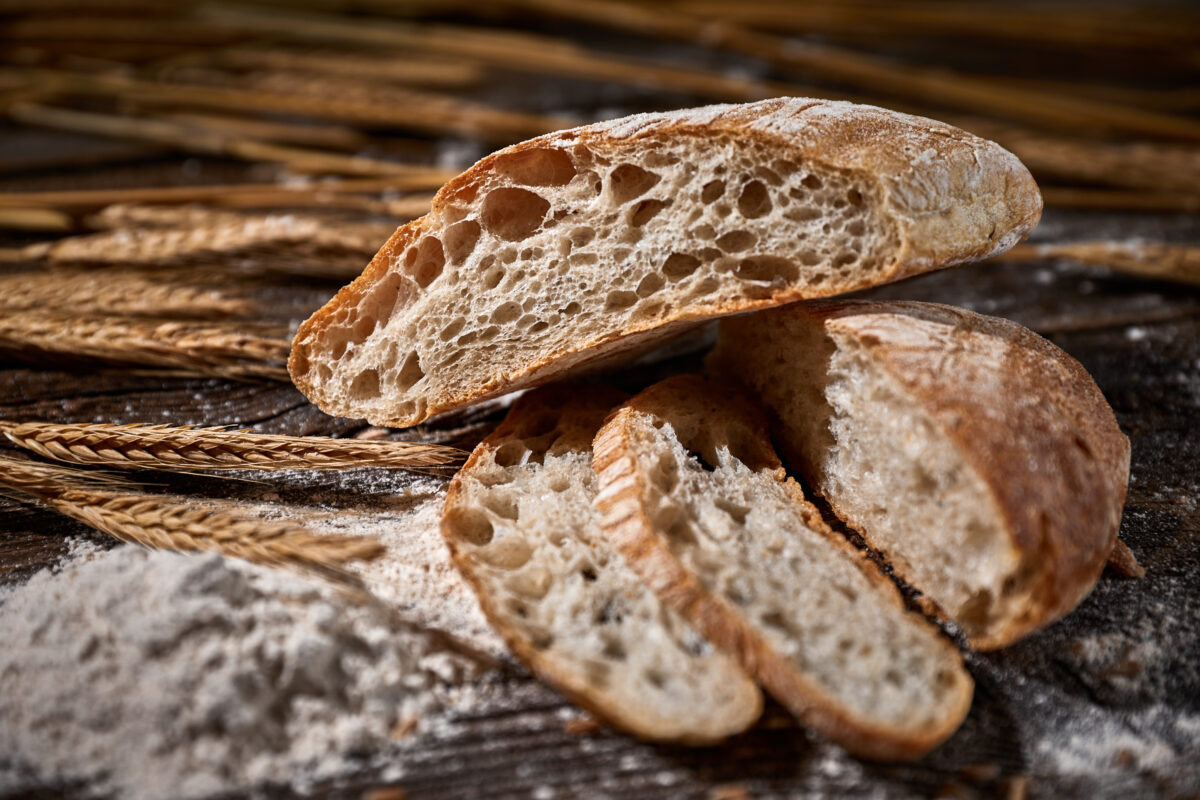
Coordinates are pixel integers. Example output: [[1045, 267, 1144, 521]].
[[9, 102, 434, 178], [503, 0, 1200, 142], [192, 47, 484, 88], [1001, 241, 1200, 286], [0, 421, 464, 472], [0, 270, 254, 317], [21, 211, 392, 278], [14, 67, 571, 142], [0, 178, 445, 211], [0, 311, 290, 380], [0, 454, 384, 581], [163, 110, 369, 151]]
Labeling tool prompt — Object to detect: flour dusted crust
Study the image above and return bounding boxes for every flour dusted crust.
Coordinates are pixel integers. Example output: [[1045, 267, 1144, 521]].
[[710, 300, 1131, 650], [289, 98, 1041, 428], [592, 375, 973, 761], [441, 383, 762, 744]]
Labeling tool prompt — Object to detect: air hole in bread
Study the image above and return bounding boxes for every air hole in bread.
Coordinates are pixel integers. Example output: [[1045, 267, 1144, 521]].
[[737, 180, 772, 218], [352, 315, 375, 342], [644, 669, 667, 689], [561, 301, 582, 316], [630, 198, 669, 227], [482, 537, 533, 569], [801, 174, 824, 190], [491, 301, 522, 325], [314, 363, 332, 383], [394, 351, 424, 392], [451, 508, 494, 546], [481, 187, 550, 241], [493, 441, 529, 468], [755, 166, 783, 186], [716, 230, 756, 252], [605, 290, 638, 311], [735, 256, 800, 284], [602, 638, 627, 660], [506, 566, 552, 600], [348, 368, 379, 401], [407, 236, 445, 288], [443, 219, 481, 264], [493, 147, 577, 186], [846, 189, 865, 207], [636, 273, 665, 298], [609, 164, 660, 204], [482, 493, 520, 521], [634, 299, 666, 319], [662, 253, 701, 280], [714, 497, 751, 525], [482, 264, 505, 290], [700, 179, 725, 204]]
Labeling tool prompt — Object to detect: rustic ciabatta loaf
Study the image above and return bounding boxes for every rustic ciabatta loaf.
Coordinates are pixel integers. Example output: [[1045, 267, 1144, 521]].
[[441, 383, 762, 744], [592, 376, 973, 761], [708, 300, 1131, 650], [289, 98, 1042, 428]]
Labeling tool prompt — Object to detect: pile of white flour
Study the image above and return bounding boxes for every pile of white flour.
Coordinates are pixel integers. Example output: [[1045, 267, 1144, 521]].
[[0, 542, 486, 800]]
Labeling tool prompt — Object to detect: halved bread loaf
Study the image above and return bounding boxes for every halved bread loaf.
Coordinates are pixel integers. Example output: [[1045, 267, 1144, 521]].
[[441, 383, 762, 744], [289, 97, 1041, 428], [708, 300, 1131, 650], [592, 375, 973, 761]]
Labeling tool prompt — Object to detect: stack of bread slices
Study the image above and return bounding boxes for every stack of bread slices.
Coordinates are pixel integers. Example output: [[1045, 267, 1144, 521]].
[[290, 98, 1132, 760]]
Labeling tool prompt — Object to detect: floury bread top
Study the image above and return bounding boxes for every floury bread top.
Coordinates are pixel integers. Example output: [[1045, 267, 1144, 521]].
[[289, 98, 1041, 428]]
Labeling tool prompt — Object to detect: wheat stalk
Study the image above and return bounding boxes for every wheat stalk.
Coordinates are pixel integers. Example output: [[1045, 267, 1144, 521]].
[[0, 270, 254, 317], [0, 311, 290, 380], [19, 211, 392, 278], [0, 454, 384, 582], [0, 421, 464, 472], [1001, 241, 1200, 286], [0, 178, 440, 211]]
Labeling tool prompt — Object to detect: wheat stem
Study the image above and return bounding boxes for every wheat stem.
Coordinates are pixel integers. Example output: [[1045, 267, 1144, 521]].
[[0, 454, 384, 581], [0, 270, 255, 317], [0, 421, 464, 472]]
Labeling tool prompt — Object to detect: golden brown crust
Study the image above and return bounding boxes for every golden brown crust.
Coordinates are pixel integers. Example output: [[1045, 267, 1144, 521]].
[[592, 375, 973, 761], [442, 382, 763, 745], [289, 98, 1041, 427]]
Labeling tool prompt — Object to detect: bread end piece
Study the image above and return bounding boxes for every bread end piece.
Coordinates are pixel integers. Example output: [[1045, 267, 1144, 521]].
[[709, 301, 1130, 650]]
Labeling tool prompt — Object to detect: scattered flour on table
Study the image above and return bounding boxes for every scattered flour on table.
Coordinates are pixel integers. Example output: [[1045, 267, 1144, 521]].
[[242, 468, 507, 660], [0, 544, 489, 800]]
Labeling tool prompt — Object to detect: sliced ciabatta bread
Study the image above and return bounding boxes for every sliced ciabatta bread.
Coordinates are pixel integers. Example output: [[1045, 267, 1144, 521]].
[[708, 300, 1131, 650], [592, 375, 973, 761], [289, 98, 1041, 428], [441, 383, 762, 744]]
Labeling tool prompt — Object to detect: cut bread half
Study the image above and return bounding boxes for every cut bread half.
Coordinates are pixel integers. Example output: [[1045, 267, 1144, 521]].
[[441, 383, 762, 744], [708, 300, 1131, 650], [592, 375, 973, 761], [289, 97, 1041, 428]]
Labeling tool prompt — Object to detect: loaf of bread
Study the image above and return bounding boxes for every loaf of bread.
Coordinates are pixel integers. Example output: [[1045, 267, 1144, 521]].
[[592, 375, 973, 761], [289, 98, 1041, 428], [708, 300, 1130, 650], [441, 383, 762, 744]]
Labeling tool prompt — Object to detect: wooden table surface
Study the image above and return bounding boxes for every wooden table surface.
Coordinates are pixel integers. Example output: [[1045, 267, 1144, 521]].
[[1, 3, 1199, 798]]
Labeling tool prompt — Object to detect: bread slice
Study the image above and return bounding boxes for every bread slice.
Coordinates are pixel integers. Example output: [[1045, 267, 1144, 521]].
[[592, 375, 973, 761], [441, 382, 762, 744], [708, 300, 1131, 650], [289, 98, 1041, 428]]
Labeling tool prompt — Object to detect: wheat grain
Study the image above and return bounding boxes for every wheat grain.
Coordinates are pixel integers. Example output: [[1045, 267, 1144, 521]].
[[0, 454, 384, 582], [0, 421, 464, 472], [0, 270, 254, 317], [0, 311, 290, 380]]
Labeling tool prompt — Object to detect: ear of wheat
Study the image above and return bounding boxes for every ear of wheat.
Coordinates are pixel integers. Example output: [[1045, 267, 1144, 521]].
[[1001, 241, 1200, 285], [0, 454, 384, 583], [0, 270, 255, 318], [0, 421, 464, 472], [0, 311, 290, 380]]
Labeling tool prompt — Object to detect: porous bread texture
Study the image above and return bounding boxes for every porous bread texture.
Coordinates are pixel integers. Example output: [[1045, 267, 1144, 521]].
[[709, 300, 1131, 650], [289, 97, 1042, 428], [441, 383, 762, 744], [592, 375, 973, 761]]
